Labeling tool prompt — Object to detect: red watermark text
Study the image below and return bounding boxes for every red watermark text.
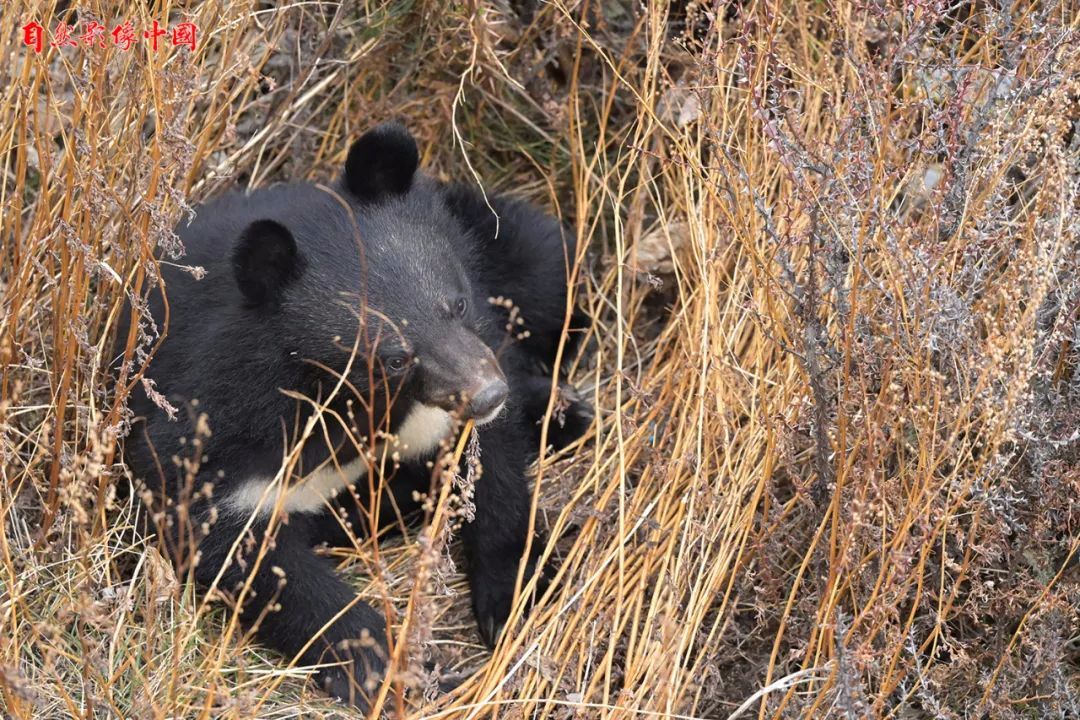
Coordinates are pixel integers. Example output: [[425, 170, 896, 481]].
[[21, 20, 198, 54]]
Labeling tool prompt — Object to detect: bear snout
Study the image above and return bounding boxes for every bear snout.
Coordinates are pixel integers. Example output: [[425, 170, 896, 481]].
[[467, 378, 508, 424]]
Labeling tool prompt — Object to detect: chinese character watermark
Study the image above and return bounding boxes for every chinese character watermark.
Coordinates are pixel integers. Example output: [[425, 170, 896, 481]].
[[21, 20, 198, 54]]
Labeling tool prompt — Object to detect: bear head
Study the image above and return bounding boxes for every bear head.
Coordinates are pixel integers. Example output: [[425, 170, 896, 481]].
[[227, 123, 507, 452]]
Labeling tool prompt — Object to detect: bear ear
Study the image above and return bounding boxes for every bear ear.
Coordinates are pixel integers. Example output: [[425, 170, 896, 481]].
[[232, 219, 302, 306], [343, 121, 418, 202]]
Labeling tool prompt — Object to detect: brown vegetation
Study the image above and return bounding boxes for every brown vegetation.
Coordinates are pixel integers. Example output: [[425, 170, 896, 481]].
[[1, 1, 1078, 718]]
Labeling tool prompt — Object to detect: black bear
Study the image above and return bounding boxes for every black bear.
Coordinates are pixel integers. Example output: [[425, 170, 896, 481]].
[[117, 122, 590, 709]]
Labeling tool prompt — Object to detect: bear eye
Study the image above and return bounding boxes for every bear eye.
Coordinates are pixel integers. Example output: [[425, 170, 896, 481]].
[[385, 355, 410, 373], [454, 297, 468, 317]]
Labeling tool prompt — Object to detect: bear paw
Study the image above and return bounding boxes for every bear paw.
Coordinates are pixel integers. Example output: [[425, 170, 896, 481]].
[[317, 640, 387, 711], [470, 549, 551, 648], [536, 383, 594, 452]]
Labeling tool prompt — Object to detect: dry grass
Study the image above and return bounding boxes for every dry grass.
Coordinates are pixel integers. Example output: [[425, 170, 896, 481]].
[[2, 0, 1079, 718]]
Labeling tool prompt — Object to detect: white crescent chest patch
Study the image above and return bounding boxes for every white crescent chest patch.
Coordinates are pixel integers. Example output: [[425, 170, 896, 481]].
[[222, 404, 454, 517]]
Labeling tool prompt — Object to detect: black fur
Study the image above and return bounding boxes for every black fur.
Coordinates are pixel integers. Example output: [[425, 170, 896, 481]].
[[117, 122, 590, 710], [343, 121, 419, 201], [232, 219, 303, 306]]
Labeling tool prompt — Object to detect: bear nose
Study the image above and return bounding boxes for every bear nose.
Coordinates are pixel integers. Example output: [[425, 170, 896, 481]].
[[467, 379, 508, 421]]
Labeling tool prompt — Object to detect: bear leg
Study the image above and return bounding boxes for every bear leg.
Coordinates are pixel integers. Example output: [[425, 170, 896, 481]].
[[461, 410, 551, 647], [194, 513, 389, 710]]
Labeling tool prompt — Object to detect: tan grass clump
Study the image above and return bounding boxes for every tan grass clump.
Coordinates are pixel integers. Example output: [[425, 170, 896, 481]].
[[2, 1, 1078, 718]]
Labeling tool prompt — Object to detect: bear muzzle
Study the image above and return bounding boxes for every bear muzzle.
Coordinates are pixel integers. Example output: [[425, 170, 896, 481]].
[[467, 378, 508, 425], [418, 331, 508, 425]]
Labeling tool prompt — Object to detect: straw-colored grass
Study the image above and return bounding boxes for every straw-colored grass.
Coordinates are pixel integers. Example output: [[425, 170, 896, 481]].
[[2, 1, 1078, 718]]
